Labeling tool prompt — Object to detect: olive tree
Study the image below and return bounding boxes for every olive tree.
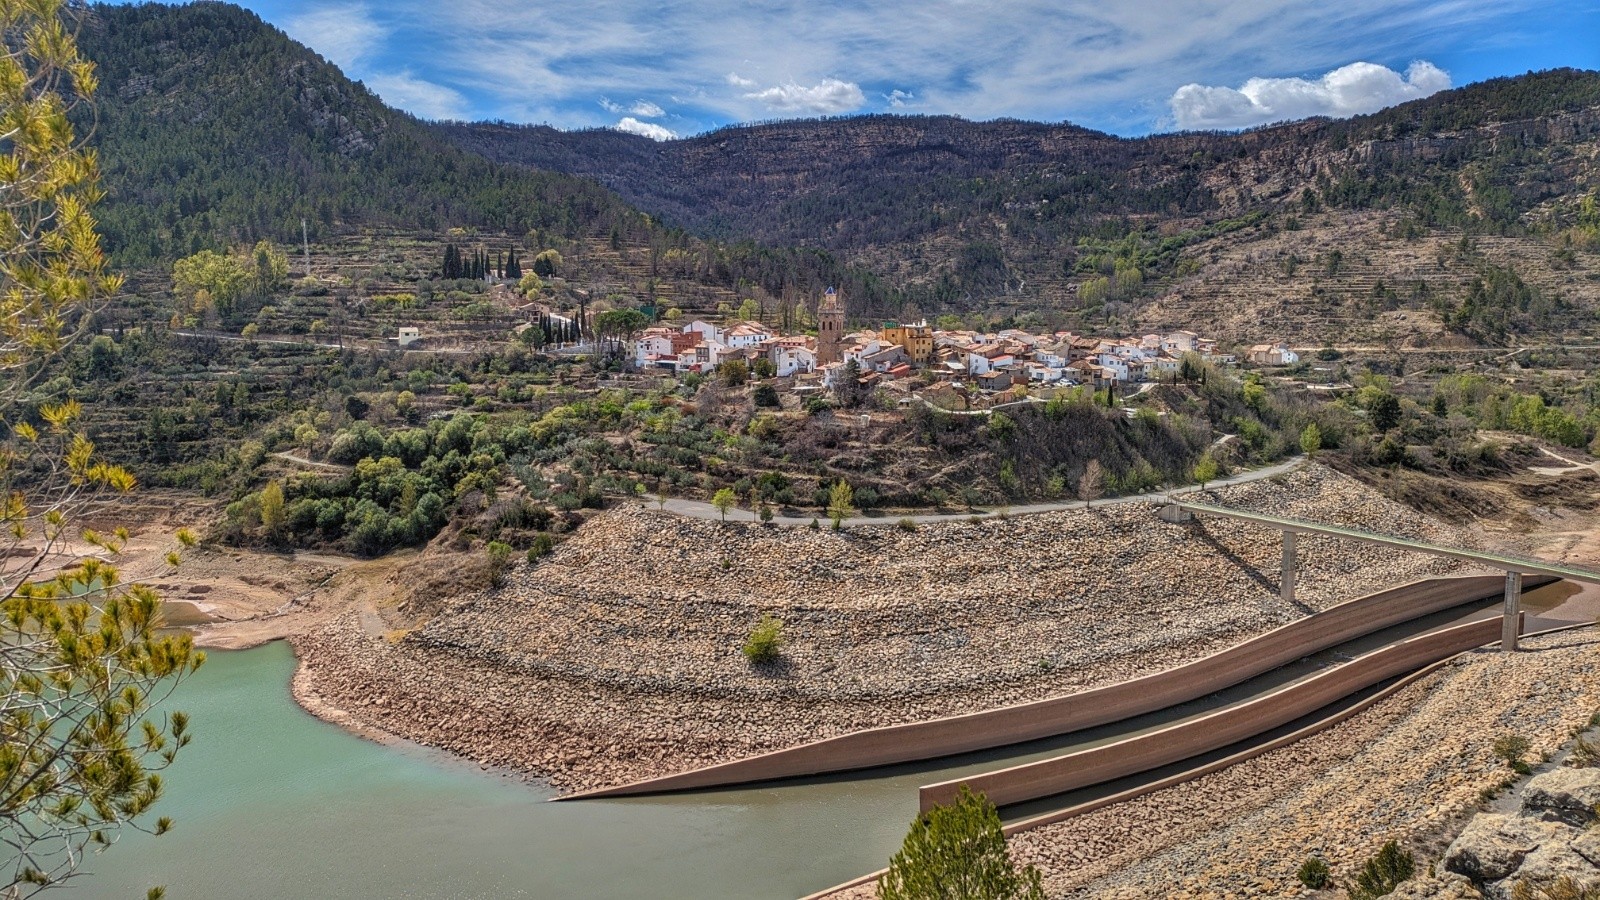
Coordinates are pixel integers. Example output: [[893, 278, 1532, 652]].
[[1, 3, 203, 894]]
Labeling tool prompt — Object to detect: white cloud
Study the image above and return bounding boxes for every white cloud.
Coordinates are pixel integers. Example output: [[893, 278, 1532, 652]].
[[298, 0, 1542, 134], [884, 89, 915, 108], [615, 117, 678, 140], [744, 78, 865, 115], [1169, 60, 1451, 130], [365, 72, 470, 120], [283, 5, 385, 71], [601, 98, 667, 117]]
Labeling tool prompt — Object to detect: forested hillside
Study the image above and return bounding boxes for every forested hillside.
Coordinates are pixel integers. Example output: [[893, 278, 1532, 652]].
[[75, 2, 1600, 341], [444, 71, 1600, 340], [76, 1, 892, 313]]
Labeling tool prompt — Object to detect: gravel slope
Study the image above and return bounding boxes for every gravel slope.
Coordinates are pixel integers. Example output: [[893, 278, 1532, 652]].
[[291, 466, 1478, 793], [1009, 628, 1600, 899]]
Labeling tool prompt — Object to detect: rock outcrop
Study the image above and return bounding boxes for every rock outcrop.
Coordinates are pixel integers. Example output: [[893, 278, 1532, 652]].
[[1445, 767, 1600, 897]]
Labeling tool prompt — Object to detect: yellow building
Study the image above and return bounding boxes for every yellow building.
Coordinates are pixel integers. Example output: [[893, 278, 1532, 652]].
[[881, 320, 933, 364]]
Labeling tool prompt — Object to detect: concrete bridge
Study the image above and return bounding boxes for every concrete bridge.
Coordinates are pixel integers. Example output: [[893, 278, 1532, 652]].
[[1161, 499, 1600, 651]]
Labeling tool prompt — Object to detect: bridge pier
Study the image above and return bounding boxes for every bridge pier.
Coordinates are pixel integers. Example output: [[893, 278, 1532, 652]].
[[1502, 571, 1522, 652], [1281, 532, 1297, 605]]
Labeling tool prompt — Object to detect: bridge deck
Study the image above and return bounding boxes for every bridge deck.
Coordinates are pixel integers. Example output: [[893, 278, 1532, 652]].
[[1169, 499, 1600, 585]]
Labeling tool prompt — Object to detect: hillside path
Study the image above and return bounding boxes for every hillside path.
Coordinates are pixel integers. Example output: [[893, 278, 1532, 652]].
[[650, 457, 1306, 527]]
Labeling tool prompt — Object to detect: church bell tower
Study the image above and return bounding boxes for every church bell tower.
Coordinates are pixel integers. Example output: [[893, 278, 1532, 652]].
[[818, 287, 844, 365]]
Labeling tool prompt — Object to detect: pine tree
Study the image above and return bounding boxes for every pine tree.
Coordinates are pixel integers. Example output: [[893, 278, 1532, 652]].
[[1, 3, 205, 891], [878, 786, 1045, 900]]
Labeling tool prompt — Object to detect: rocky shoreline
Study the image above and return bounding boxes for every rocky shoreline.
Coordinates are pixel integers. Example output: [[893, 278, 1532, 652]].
[[290, 466, 1476, 793]]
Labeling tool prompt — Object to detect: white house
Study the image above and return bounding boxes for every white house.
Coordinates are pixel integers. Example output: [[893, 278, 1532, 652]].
[[767, 340, 817, 376], [1033, 345, 1069, 368], [860, 344, 909, 373], [1095, 352, 1131, 382], [1247, 343, 1301, 366], [634, 330, 676, 367], [1162, 330, 1201, 355], [683, 319, 725, 346], [1026, 363, 1064, 383], [397, 326, 421, 347], [724, 322, 772, 350]]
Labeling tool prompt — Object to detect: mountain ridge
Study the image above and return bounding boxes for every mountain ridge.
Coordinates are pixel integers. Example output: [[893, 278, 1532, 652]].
[[75, 1, 1600, 341]]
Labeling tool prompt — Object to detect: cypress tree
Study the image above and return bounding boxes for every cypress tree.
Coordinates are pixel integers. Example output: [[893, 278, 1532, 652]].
[[496, 251, 504, 279]]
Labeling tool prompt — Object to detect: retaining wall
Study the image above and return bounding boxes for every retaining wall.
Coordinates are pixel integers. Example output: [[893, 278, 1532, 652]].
[[568, 573, 1541, 799], [918, 615, 1507, 811]]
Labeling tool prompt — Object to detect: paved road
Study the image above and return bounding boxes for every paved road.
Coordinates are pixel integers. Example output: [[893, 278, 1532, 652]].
[[645, 457, 1307, 528]]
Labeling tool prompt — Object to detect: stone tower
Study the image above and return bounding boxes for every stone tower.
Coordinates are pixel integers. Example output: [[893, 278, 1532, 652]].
[[817, 286, 844, 365]]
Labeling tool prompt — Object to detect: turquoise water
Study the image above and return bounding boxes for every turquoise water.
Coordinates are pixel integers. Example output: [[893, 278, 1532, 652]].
[[74, 642, 915, 900]]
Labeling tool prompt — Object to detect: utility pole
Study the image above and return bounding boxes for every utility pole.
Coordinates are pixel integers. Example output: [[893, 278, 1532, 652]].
[[301, 218, 311, 277]]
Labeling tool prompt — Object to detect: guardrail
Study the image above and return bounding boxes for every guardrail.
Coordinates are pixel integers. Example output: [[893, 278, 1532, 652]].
[[564, 574, 1543, 799]]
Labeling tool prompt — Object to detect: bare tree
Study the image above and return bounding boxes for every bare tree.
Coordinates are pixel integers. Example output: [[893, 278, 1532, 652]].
[[1078, 460, 1105, 510]]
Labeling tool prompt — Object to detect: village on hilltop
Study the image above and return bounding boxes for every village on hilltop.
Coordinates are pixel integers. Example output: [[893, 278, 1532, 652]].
[[629, 287, 1301, 408]]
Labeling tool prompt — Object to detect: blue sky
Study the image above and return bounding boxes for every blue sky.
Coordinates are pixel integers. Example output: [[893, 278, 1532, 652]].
[[205, 0, 1599, 138]]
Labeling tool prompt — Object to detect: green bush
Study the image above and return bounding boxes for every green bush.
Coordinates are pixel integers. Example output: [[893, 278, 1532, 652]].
[[1347, 841, 1414, 900], [486, 540, 514, 587], [897, 517, 919, 532], [525, 532, 557, 561], [1494, 733, 1533, 773], [1297, 856, 1330, 890], [877, 786, 1044, 900], [742, 614, 784, 664]]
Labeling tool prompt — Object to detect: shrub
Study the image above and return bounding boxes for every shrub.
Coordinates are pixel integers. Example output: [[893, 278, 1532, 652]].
[[1297, 856, 1330, 890], [486, 540, 514, 587], [742, 614, 783, 664], [877, 786, 1044, 900], [897, 517, 919, 532], [1347, 841, 1414, 900], [526, 532, 557, 561], [1494, 733, 1533, 773]]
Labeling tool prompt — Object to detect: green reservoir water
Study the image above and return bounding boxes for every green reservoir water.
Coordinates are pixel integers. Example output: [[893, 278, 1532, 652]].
[[75, 589, 1562, 900], [76, 642, 916, 900]]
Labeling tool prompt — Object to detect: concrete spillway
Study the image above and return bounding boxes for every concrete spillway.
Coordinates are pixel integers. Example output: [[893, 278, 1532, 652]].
[[566, 574, 1551, 800]]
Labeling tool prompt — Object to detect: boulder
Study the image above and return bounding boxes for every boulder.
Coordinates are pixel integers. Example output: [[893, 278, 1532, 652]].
[[1522, 768, 1600, 825], [1510, 840, 1600, 892], [1571, 829, 1600, 868], [1386, 873, 1483, 899], [1443, 815, 1564, 882]]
